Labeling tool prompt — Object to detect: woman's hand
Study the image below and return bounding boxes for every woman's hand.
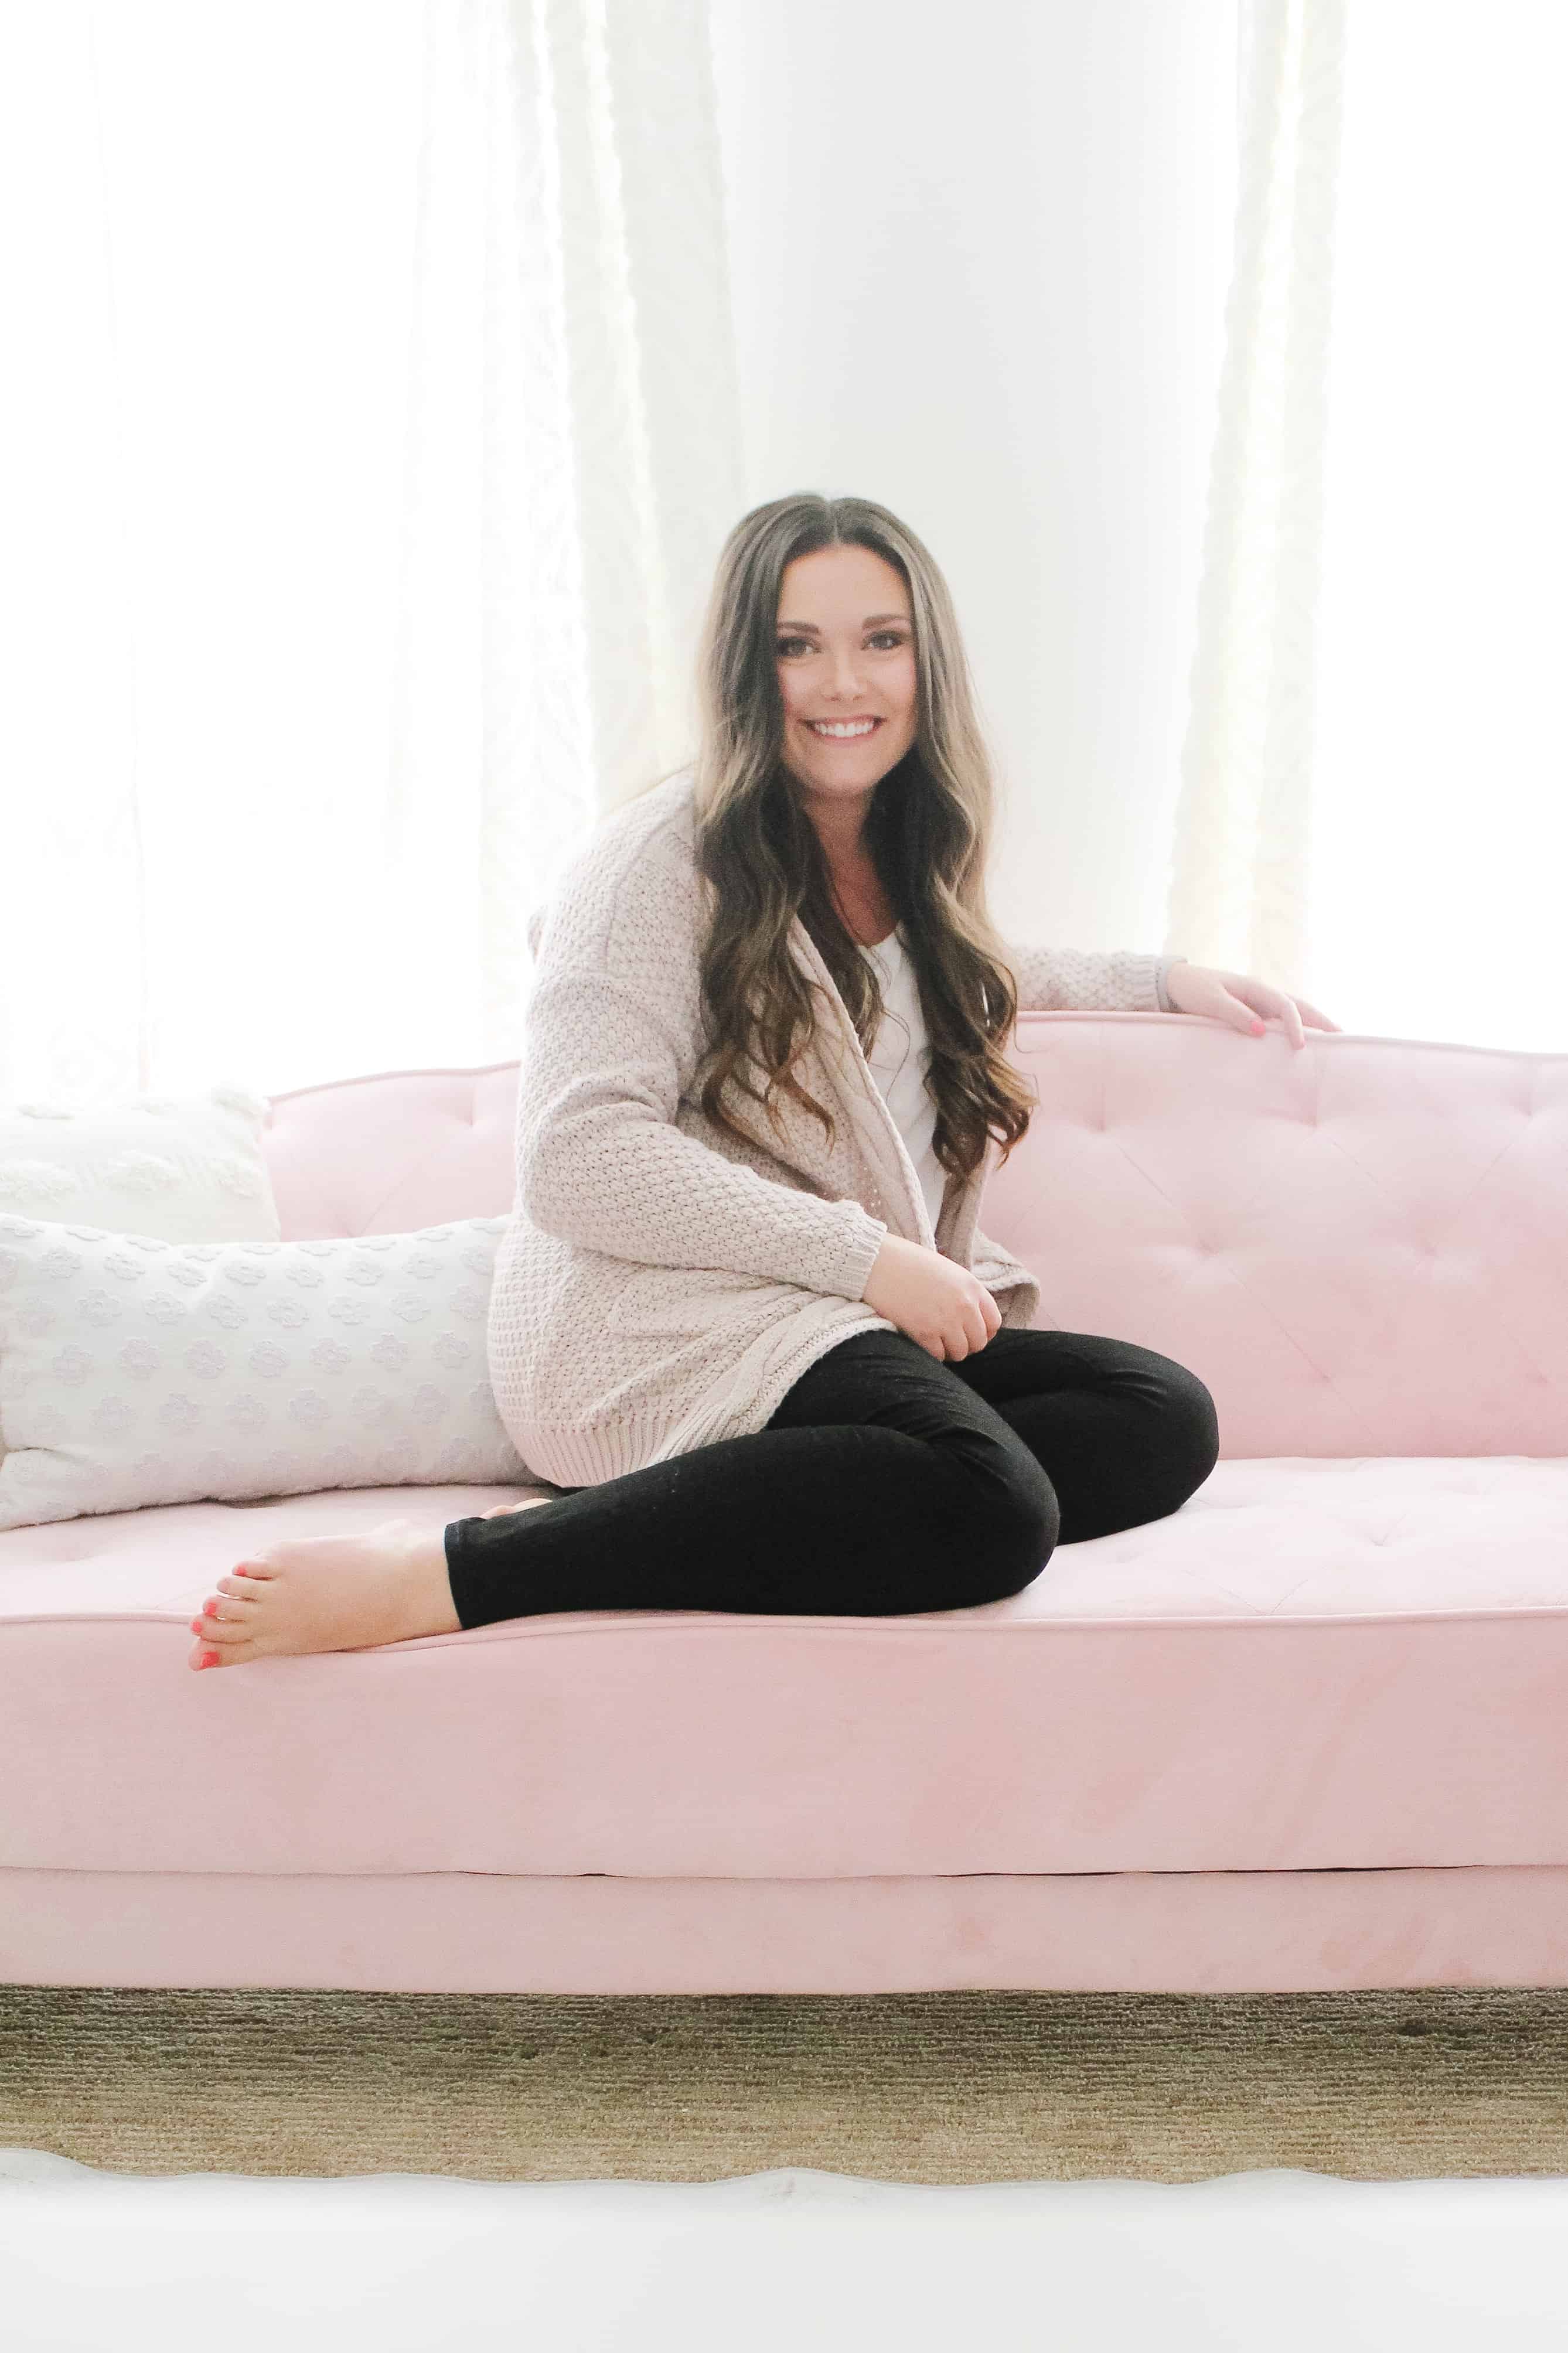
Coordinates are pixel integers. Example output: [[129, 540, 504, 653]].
[[862, 1233, 1003, 1363], [1165, 962, 1341, 1051]]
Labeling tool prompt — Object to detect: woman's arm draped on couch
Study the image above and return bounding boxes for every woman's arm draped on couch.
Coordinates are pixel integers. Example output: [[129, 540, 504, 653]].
[[1004, 943, 1187, 1015]]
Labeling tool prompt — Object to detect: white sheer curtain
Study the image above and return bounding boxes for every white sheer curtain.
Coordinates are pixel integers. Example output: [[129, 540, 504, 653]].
[[0, 0, 744, 1108], [1171, 0, 1568, 1054]]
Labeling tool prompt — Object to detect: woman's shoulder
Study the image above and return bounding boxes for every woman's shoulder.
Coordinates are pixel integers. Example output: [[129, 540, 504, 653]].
[[527, 767, 703, 971]]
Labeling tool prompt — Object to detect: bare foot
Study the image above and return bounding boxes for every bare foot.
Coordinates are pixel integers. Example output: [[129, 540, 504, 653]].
[[479, 1498, 554, 1519], [186, 1516, 462, 1672]]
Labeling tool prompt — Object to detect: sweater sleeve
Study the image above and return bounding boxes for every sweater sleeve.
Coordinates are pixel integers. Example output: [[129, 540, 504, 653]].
[[1005, 943, 1189, 1015], [517, 894, 888, 1302]]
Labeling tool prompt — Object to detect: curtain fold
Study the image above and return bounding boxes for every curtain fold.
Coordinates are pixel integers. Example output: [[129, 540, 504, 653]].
[[1174, 0, 1568, 1051], [387, 0, 746, 1069], [0, 0, 744, 1105], [1167, 0, 1348, 1002]]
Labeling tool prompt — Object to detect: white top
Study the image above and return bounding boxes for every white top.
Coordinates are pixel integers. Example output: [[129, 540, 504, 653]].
[[860, 925, 947, 1235]]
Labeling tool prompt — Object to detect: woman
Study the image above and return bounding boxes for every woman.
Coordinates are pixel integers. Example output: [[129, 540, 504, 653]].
[[188, 493, 1336, 1670]]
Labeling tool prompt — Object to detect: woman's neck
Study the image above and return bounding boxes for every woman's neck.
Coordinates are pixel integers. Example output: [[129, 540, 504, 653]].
[[796, 791, 895, 944], [826, 854, 897, 949], [803, 799, 863, 872]]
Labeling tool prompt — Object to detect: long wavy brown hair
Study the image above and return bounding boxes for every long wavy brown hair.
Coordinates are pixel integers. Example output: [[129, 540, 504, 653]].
[[636, 492, 1038, 1186]]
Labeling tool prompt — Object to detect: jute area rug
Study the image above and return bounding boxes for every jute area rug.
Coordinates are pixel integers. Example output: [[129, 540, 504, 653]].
[[5, 1986, 1568, 2184]]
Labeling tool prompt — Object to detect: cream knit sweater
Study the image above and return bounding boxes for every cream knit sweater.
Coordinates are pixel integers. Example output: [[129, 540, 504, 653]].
[[486, 769, 1182, 1489]]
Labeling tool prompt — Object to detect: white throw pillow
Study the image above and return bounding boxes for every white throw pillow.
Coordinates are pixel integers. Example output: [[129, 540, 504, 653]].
[[0, 1214, 533, 1530], [0, 1082, 281, 1243], [0, 1079, 282, 1482]]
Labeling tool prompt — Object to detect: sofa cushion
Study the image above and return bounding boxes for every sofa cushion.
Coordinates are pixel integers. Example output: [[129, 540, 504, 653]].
[[3, 1457, 1566, 1883], [251, 1028, 1568, 1471], [987, 1017, 1568, 1459]]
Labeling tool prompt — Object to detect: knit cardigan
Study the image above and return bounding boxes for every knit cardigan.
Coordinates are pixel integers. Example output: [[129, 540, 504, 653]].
[[486, 769, 1184, 1490]]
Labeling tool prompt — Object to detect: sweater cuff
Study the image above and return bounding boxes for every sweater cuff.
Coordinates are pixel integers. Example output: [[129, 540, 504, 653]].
[[832, 1208, 888, 1302], [1155, 956, 1188, 1014]]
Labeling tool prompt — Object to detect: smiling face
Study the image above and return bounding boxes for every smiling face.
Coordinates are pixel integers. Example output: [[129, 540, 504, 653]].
[[775, 543, 919, 860]]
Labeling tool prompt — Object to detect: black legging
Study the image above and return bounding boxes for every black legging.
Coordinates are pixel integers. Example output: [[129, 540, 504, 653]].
[[441, 1325, 1221, 1628]]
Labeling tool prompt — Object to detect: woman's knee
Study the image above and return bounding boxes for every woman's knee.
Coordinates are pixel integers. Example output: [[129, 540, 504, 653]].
[[959, 1452, 1060, 1604], [1149, 1359, 1221, 1503]]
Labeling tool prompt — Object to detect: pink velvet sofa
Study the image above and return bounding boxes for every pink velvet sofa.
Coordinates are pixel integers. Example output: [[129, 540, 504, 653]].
[[4, 1010, 1567, 1997]]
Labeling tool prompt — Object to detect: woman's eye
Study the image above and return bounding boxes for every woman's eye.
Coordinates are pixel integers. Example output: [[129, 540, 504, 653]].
[[775, 632, 905, 656]]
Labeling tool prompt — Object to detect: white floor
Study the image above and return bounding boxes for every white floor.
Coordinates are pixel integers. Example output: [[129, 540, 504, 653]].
[[4, 2152, 1568, 2351]]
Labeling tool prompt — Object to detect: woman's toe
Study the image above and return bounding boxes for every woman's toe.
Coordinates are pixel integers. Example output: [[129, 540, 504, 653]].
[[204, 1589, 255, 1620], [209, 1613, 254, 1643], [186, 1630, 260, 1669]]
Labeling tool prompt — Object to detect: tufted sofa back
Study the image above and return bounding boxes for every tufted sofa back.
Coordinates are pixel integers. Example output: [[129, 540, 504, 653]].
[[261, 1014, 1568, 1461]]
